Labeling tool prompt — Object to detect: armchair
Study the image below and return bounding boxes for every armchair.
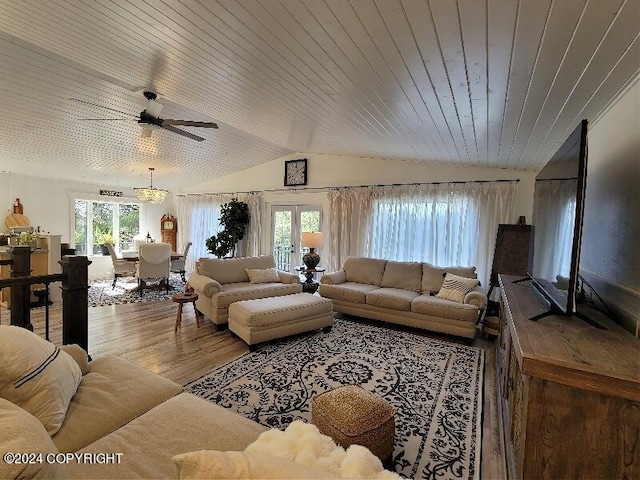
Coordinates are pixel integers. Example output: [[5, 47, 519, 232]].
[[105, 242, 136, 289], [136, 243, 171, 296]]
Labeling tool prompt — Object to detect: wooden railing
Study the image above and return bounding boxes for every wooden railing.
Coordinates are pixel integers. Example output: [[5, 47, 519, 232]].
[[0, 246, 91, 352]]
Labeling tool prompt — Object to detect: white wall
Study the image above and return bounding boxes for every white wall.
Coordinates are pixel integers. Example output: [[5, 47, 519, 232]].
[[581, 78, 639, 335], [184, 154, 536, 222], [0, 172, 175, 279]]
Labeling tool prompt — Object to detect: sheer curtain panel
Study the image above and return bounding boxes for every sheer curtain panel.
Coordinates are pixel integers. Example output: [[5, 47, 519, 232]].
[[327, 188, 376, 272], [242, 192, 264, 258], [176, 194, 226, 276]]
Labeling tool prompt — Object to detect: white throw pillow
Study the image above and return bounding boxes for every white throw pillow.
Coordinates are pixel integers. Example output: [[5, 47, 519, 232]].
[[0, 326, 82, 435], [172, 450, 335, 479], [245, 267, 281, 284], [436, 273, 480, 303]]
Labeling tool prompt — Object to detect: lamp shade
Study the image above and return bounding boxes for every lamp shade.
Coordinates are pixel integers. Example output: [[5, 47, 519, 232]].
[[301, 232, 323, 249]]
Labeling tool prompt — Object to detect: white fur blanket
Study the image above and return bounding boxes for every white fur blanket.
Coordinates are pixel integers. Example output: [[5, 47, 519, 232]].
[[246, 421, 401, 479]]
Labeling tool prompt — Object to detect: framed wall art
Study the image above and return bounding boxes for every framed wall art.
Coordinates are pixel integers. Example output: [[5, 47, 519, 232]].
[[284, 158, 307, 186]]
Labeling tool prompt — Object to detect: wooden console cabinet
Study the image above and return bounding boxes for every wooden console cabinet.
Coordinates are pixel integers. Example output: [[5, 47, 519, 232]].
[[497, 274, 639, 479]]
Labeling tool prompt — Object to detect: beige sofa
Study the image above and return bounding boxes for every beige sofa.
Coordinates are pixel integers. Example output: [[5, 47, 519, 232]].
[[319, 257, 487, 339], [1, 345, 266, 479], [188, 255, 302, 327]]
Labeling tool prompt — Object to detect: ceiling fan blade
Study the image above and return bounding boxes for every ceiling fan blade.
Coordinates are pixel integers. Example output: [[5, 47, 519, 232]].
[[162, 125, 205, 142], [70, 98, 138, 118], [161, 119, 218, 129], [78, 118, 131, 121]]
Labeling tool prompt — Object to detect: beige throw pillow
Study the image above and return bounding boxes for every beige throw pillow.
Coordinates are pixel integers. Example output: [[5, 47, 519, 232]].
[[422, 263, 477, 293], [0, 326, 82, 435], [436, 273, 480, 303], [0, 398, 66, 479], [245, 268, 281, 284]]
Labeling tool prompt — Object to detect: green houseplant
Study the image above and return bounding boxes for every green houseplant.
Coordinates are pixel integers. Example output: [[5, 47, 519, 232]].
[[95, 231, 116, 255], [18, 231, 36, 247], [206, 198, 250, 258]]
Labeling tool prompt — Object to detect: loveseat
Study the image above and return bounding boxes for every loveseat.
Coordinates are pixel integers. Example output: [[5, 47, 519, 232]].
[[0, 328, 266, 479], [319, 257, 487, 339], [188, 255, 302, 327]]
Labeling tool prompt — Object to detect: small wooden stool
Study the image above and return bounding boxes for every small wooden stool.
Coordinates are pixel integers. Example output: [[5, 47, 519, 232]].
[[172, 292, 200, 333]]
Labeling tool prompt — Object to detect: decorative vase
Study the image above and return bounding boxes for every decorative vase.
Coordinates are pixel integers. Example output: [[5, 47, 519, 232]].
[[302, 248, 320, 269]]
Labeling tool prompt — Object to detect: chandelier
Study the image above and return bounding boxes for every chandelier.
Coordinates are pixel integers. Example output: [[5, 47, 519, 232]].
[[134, 167, 168, 204]]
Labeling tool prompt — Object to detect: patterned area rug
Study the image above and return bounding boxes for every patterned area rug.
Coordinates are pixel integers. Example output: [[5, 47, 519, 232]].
[[185, 318, 484, 479], [87, 274, 185, 307]]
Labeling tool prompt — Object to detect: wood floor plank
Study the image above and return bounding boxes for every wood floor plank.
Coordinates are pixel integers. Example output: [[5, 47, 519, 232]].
[[0, 301, 505, 478]]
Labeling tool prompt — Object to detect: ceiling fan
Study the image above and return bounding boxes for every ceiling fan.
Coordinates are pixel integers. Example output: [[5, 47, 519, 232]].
[[77, 91, 218, 142]]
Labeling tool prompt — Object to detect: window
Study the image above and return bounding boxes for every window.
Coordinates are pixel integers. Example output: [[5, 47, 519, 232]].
[[368, 194, 478, 267], [74, 199, 140, 255]]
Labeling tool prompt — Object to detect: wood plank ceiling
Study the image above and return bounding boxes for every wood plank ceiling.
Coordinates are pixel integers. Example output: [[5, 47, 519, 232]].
[[0, 0, 638, 191]]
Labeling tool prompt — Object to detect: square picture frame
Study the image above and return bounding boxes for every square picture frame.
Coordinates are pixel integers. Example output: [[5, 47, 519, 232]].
[[284, 158, 308, 186]]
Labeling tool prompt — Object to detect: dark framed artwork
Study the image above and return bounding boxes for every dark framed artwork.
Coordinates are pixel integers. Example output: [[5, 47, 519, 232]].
[[284, 159, 307, 186], [490, 224, 534, 287]]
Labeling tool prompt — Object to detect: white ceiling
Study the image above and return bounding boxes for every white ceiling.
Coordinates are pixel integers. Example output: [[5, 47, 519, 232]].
[[0, 0, 638, 191]]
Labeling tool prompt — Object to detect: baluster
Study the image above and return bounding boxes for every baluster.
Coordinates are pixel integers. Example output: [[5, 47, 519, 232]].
[[60, 256, 91, 352], [44, 283, 50, 341], [10, 246, 33, 331]]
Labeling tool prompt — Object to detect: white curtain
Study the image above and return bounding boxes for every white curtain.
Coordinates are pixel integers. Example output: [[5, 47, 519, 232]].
[[329, 182, 517, 288], [532, 179, 577, 282], [176, 192, 264, 275], [326, 188, 377, 273], [242, 192, 264, 257], [176, 194, 226, 276]]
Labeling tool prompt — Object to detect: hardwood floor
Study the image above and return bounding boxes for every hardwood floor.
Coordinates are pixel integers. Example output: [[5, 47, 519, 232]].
[[1, 301, 506, 479]]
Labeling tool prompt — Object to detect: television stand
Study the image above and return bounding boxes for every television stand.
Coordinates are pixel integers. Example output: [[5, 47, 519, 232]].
[[496, 274, 640, 479]]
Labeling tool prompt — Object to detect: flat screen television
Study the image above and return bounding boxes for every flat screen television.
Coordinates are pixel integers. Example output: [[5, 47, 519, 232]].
[[529, 119, 597, 324]]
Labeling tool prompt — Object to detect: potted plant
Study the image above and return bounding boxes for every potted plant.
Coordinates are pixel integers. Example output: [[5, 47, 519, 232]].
[[206, 198, 250, 258], [17, 231, 36, 248], [95, 231, 116, 255]]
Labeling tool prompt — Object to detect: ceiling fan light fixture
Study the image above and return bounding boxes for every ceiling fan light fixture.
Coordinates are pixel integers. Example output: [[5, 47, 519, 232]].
[[146, 99, 163, 117], [134, 167, 167, 204]]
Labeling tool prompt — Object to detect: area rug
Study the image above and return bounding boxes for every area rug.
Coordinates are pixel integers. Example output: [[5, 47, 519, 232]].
[[185, 318, 484, 479], [87, 274, 185, 307]]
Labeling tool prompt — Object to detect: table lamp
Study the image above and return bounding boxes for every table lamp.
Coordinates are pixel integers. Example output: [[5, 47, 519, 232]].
[[301, 231, 323, 269]]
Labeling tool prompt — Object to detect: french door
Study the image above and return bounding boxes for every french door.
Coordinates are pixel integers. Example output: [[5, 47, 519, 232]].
[[271, 205, 322, 272]]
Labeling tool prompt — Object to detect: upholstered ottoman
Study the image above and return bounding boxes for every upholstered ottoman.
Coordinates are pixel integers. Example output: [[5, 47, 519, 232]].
[[311, 384, 396, 461], [228, 293, 333, 350]]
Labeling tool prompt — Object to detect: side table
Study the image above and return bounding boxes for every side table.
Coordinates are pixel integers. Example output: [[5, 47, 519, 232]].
[[294, 267, 326, 294], [172, 292, 200, 332]]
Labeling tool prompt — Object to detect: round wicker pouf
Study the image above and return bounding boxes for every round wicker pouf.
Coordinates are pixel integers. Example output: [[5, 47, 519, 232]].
[[311, 384, 396, 461]]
